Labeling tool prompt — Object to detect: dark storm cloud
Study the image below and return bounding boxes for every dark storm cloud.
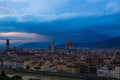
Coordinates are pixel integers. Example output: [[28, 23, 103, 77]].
[[0, 12, 120, 43]]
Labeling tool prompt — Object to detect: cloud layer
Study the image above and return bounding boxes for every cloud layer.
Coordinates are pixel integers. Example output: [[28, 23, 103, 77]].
[[0, 32, 51, 45], [0, 0, 120, 45]]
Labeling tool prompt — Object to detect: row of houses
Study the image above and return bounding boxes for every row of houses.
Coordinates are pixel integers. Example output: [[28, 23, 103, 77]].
[[0, 59, 80, 73], [97, 64, 120, 79]]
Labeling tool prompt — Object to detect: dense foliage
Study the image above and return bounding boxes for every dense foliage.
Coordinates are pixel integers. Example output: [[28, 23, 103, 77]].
[[0, 71, 23, 80]]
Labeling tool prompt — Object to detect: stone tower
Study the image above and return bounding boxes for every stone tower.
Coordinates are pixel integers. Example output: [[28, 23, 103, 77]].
[[6, 39, 10, 50]]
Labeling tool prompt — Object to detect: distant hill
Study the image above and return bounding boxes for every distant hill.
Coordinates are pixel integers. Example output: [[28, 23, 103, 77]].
[[19, 36, 120, 48], [19, 42, 50, 48], [58, 36, 120, 48], [94, 36, 120, 48]]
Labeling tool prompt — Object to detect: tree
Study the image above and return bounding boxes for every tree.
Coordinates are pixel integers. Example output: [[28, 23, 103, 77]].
[[11, 75, 23, 80], [0, 71, 23, 80]]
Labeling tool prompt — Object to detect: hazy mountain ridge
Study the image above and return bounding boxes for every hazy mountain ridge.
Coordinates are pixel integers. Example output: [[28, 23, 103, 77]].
[[19, 42, 50, 48], [19, 36, 120, 48]]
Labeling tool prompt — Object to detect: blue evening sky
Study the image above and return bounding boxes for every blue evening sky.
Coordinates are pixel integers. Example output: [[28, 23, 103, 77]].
[[0, 0, 120, 45]]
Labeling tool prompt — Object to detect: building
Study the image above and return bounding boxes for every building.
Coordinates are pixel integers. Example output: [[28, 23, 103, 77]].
[[66, 63, 80, 73], [86, 55, 103, 74], [3, 59, 25, 69], [65, 39, 74, 50], [3, 60, 17, 69], [48, 41, 56, 53], [6, 39, 10, 50], [56, 62, 67, 72], [97, 64, 120, 79], [114, 51, 120, 64]]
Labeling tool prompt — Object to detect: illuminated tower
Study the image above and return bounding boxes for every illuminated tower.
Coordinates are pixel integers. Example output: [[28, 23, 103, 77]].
[[66, 39, 74, 49], [6, 39, 10, 50]]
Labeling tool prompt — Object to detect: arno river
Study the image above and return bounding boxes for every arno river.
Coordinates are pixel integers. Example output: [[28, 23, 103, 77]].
[[8, 73, 81, 80]]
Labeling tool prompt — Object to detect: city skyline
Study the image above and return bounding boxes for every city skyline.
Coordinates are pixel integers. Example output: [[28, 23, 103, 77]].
[[0, 0, 120, 45]]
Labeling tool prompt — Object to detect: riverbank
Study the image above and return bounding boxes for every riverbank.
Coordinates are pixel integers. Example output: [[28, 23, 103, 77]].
[[14, 70, 85, 79], [11, 71, 120, 80], [1, 70, 119, 80]]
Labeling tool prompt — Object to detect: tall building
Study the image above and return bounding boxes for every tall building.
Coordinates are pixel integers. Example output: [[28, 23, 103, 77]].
[[6, 39, 10, 50], [65, 39, 74, 49], [51, 40, 55, 51], [48, 41, 55, 53]]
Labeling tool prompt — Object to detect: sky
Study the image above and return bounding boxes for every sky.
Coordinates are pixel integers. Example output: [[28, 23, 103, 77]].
[[0, 0, 120, 46]]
